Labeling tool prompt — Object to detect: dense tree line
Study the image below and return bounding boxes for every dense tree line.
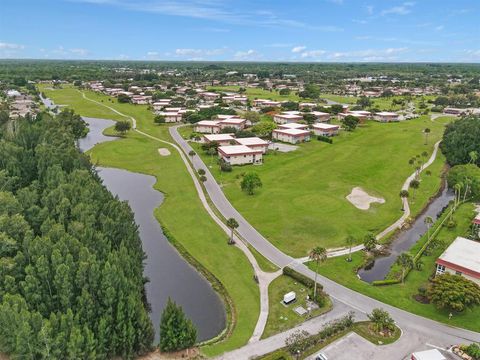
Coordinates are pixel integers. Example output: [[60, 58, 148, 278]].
[[0, 110, 154, 359], [441, 116, 480, 166]]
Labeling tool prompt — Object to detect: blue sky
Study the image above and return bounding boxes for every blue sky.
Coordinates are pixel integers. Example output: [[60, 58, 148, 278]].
[[1, 0, 479, 62]]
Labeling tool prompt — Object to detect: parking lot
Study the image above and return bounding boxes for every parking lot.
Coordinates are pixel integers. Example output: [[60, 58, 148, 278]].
[[305, 332, 457, 360]]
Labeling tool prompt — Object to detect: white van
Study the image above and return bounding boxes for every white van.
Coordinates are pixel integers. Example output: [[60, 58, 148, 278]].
[[283, 291, 296, 304]]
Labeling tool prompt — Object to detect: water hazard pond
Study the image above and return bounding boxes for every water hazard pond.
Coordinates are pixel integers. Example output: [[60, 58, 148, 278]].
[[79, 117, 226, 341]]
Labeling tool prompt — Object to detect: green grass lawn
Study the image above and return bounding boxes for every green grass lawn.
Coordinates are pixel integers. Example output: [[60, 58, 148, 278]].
[[184, 117, 451, 257], [319, 93, 358, 104], [40, 84, 261, 357], [207, 85, 303, 102], [306, 203, 480, 333], [262, 275, 332, 339]]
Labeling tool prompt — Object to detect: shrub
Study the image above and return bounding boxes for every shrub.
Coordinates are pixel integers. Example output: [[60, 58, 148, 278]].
[[372, 279, 401, 286], [317, 135, 333, 144], [283, 266, 323, 291], [220, 159, 232, 172], [197, 169, 205, 175]]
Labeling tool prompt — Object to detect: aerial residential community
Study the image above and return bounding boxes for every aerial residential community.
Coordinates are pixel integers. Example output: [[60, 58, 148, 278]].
[[1, 1, 480, 360]]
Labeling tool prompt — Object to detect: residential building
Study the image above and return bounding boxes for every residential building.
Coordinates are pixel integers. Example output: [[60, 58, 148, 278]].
[[203, 134, 236, 146], [278, 123, 309, 130], [443, 107, 468, 116], [272, 128, 310, 144], [310, 111, 331, 122], [234, 137, 269, 153], [218, 117, 246, 131], [338, 110, 372, 122], [218, 145, 263, 165], [273, 113, 304, 124], [374, 111, 400, 122], [312, 123, 340, 136], [299, 102, 317, 110], [435, 237, 480, 285], [194, 120, 221, 134]]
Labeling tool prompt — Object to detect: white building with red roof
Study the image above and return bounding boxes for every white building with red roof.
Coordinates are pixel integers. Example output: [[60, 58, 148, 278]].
[[218, 145, 263, 165], [273, 113, 304, 124], [272, 128, 310, 144], [202, 134, 236, 146], [435, 237, 480, 285], [374, 111, 400, 122], [194, 120, 221, 134], [234, 137, 269, 153], [312, 123, 340, 136]]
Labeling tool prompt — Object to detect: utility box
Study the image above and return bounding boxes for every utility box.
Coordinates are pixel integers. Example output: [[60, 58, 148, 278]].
[[283, 291, 296, 304]]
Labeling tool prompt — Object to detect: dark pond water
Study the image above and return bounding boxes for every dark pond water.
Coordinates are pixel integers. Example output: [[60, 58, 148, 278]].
[[358, 185, 455, 283], [78, 117, 226, 342]]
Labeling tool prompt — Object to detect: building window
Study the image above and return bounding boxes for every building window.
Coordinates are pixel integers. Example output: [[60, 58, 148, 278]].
[[436, 264, 445, 275]]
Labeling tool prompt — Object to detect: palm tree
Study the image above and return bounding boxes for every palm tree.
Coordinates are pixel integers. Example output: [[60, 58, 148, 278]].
[[399, 190, 409, 211], [424, 216, 434, 240], [463, 178, 472, 203], [309, 247, 327, 301], [454, 182, 463, 208], [469, 150, 478, 164], [345, 235, 355, 262], [226, 218, 239, 245], [424, 128, 431, 145], [409, 179, 420, 200], [397, 252, 414, 283], [188, 150, 196, 162]]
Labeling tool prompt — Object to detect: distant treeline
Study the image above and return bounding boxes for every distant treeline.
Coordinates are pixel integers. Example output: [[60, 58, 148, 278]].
[[0, 59, 479, 87], [0, 110, 153, 359]]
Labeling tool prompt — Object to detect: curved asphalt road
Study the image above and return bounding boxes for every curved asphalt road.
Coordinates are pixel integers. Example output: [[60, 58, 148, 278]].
[[169, 125, 480, 358]]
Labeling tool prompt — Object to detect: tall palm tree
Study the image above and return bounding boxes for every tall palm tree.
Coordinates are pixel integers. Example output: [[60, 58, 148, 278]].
[[309, 246, 327, 301], [409, 179, 420, 200], [399, 190, 409, 211], [454, 182, 463, 208], [424, 216, 434, 240], [424, 128, 431, 145], [226, 218, 239, 245], [188, 150, 196, 162], [397, 252, 414, 283], [345, 236, 355, 262], [462, 178, 472, 203]]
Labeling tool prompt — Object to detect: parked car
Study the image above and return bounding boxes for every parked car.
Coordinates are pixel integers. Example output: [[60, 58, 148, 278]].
[[315, 352, 328, 360]]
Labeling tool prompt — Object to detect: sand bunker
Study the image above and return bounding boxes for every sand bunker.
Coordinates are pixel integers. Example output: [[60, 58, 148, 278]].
[[346, 187, 385, 210], [158, 148, 171, 156]]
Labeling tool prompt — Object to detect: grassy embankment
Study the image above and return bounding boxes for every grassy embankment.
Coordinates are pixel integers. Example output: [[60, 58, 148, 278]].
[[182, 116, 452, 257], [306, 203, 480, 333], [39, 84, 260, 356]]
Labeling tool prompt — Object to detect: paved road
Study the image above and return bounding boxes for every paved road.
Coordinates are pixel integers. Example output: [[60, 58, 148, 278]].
[[169, 126, 480, 358]]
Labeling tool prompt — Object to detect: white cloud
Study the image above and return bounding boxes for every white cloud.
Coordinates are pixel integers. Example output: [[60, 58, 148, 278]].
[[174, 48, 226, 57], [147, 51, 158, 56], [73, 0, 338, 32], [366, 5, 374, 15], [434, 25, 444, 31], [300, 50, 327, 59], [381, 2, 415, 16], [70, 48, 89, 56], [0, 41, 25, 50], [292, 46, 306, 53], [234, 49, 260, 60]]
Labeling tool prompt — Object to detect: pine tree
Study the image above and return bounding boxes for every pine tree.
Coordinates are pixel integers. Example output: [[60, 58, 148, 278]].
[[159, 298, 197, 352]]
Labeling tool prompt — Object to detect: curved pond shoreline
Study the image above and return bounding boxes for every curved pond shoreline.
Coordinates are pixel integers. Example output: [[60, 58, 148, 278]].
[[78, 117, 226, 342]]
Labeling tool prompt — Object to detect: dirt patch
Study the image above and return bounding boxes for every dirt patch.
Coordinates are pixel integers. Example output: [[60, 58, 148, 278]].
[[137, 348, 199, 360], [346, 187, 385, 210], [158, 148, 171, 156]]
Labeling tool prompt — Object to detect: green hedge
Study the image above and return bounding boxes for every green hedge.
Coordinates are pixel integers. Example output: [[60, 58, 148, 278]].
[[372, 279, 401, 286], [283, 266, 323, 290]]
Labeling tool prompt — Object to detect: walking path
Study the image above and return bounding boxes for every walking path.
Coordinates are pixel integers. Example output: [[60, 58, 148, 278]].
[[295, 140, 442, 262], [76, 93, 480, 358], [78, 91, 277, 343]]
